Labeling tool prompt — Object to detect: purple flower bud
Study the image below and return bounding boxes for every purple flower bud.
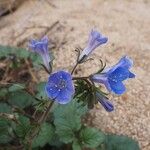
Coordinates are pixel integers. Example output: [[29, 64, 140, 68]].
[[91, 56, 135, 95], [78, 29, 108, 63], [29, 36, 51, 71], [45, 70, 75, 104], [96, 92, 114, 112]]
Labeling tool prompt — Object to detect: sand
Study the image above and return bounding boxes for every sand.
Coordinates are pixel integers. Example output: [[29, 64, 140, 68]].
[[0, 0, 150, 149]]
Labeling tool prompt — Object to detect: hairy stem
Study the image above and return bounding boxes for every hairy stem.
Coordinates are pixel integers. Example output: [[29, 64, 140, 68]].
[[71, 63, 78, 75], [72, 76, 92, 87], [28, 100, 54, 149], [72, 76, 89, 80], [38, 100, 54, 123]]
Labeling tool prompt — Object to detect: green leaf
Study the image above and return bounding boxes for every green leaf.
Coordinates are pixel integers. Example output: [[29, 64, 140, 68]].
[[32, 123, 55, 148], [29, 53, 42, 67], [0, 45, 42, 66], [0, 88, 8, 98], [16, 49, 30, 59], [0, 103, 11, 113], [8, 90, 35, 108], [0, 133, 12, 144], [72, 140, 82, 150], [80, 127, 105, 148], [36, 82, 47, 99], [0, 119, 12, 144], [55, 126, 74, 143], [0, 45, 13, 58], [0, 45, 29, 58], [75, 80, 96, 109], [105, 134, 140, 150], [8, 84, 25, 92], [48, 133, 63, 147], [53, 100, 87, 143], [15, 115, 31, 139]]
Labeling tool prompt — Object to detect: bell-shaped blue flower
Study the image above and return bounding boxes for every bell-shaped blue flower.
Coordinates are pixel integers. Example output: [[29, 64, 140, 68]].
[[45, 71, 75, 104], [78, 29, 108, 63], [91, 56, 135, 95], [96, 92, 114, 112], [29, 36, 51, 71]]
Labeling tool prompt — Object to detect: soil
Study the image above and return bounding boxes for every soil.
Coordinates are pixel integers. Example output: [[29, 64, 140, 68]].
[[0, 0, 150, 149]]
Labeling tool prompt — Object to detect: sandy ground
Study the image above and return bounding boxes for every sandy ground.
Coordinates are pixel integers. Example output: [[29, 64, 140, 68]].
[[0, 0, 150, 149]]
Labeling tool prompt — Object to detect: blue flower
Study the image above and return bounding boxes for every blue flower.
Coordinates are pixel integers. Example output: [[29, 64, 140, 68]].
[[45, 71, 75, 104], [29, 36, 51, 71], [78, 29, 108, 63], [96, 92, 114, 112], [91, 56, 135, 95]]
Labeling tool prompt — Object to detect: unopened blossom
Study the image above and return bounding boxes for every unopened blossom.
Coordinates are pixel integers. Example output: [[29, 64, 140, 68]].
[[78, 29, 108, 63], [91, 56, 135, 95], [45, 71, 75, 104], [96, 92, 114, 112], [29, 36, 51, 71]]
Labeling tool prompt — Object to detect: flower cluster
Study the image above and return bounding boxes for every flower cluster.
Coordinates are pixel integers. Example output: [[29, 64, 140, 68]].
[[29, 29, 135, 112]]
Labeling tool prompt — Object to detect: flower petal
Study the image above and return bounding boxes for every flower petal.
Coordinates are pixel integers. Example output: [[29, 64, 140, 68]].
[[129, 71, 135, 78], [45, 70, 75, 104], [109, 81, 126, 95], [107, 56, 133, 74], [60, 71, 72, 81], [90, 74, 112, 92], [29, 36, 48, 54], [117, 56, 133, 69], [66, 81, 75, 93], [97, 36, 108, 45], [29, 36, 51, 70], [78, 29, 108, 63], [91, 74, 107, 84], [56, 89, 73, 104], [45, 85, 59, 99], [99, 98, 114, 112], [108, 67, 129, 82], [48, 72, 60, 85], [96, 92, 114, 112]]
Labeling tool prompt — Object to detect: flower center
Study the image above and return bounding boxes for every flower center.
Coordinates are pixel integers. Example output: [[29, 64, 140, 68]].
[[58, 79, 66, 89]]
